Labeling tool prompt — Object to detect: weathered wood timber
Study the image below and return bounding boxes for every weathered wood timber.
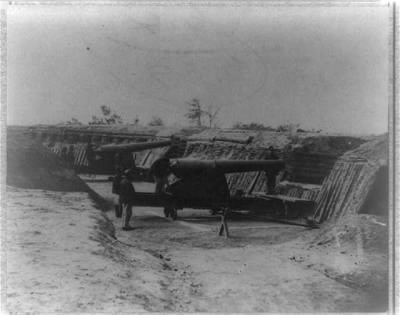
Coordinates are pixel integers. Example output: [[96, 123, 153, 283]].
[[313, 136, 388, 223]]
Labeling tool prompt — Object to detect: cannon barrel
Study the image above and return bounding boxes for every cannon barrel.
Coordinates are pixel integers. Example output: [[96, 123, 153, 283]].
[[95, 140, 172, 153], [170, 159, 285, 174]]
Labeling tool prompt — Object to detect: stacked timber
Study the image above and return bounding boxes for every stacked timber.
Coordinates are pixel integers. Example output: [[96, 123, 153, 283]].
[[46, 136, 187, 174], [49, 142, 90, 169], [225, 149, 272, 196], [275, 181, 321, 201], [313, 135, 388, 223]]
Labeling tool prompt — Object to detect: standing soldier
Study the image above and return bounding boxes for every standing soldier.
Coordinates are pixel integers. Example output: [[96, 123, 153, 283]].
[[119, 169, 136, 231]]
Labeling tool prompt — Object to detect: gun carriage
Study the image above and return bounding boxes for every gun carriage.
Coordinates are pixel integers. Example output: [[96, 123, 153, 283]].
[[94, 140, 302, 221]]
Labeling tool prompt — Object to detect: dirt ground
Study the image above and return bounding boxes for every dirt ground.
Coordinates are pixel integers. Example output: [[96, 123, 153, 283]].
[[5, 177, 388, 313], [5, 186, 179, 313], [85, 178, 388, 313], [4, 133, 388, 313]]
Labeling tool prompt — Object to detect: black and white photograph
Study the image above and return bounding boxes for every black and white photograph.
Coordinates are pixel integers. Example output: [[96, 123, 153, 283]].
[[1, 1, 396, 313]]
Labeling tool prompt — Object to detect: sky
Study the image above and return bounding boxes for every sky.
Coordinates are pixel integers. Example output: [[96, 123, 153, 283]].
[[7, 4, 390, 134]]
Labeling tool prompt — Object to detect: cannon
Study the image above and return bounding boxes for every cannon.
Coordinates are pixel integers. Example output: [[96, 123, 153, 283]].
[[96, 139, 305, 222], [95, 139, 173, 154], [169, 159, 285, 177], [100, 140, 317, 235], [126, 158, 285, 220], [162, 158, 285, 219], [96, 139, 317, 234], [94, 138, 183, 175]]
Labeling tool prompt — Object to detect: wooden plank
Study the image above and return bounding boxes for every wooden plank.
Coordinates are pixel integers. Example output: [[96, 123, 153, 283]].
[[332, 163, 359, 220], [316, 161, 344, 222], [256, 193, 314, 204], [334, 163, 364, 219], [328, 162, 356, 221]]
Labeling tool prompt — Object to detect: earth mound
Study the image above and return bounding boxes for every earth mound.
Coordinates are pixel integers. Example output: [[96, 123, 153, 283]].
[[7, 134, 90, 192], [6, 187, 168, 313]]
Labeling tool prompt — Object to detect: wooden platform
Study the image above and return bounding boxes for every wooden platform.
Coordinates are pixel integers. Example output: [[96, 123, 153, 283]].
[[254, 192, 312, 202], [253, 192, 315, 218]]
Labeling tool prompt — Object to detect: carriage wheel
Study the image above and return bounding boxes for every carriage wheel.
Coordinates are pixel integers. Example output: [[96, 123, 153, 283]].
[[170, 208, 178, 220], [163, 207, 171, 218]]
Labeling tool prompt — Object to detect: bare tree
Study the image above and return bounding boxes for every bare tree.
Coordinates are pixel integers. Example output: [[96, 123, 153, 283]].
[[185, 99, 222, 128], [185, 98, 202, 127], [201, 105, 221, 128]]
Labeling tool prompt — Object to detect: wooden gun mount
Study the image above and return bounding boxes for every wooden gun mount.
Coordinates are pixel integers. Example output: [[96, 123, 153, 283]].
[[129, 192, 276, 214], [253, 193, 316, 219], [128, 191, 313, 220]]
